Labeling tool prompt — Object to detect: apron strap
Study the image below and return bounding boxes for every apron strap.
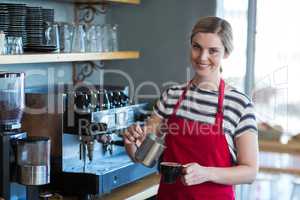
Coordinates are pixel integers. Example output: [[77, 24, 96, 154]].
[[215, 79, 225, 127], [171, 80, 192, 116], [217, 79, 225, 113]]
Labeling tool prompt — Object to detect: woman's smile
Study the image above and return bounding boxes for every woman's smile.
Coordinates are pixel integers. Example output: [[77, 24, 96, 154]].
[[196, 63, 210, 68]]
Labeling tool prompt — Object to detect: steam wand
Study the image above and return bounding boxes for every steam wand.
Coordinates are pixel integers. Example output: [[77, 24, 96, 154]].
[[79, 135, 95, 172]]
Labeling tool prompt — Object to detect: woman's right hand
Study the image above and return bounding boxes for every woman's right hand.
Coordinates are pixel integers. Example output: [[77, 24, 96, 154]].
[[123, 123, 146, 146]]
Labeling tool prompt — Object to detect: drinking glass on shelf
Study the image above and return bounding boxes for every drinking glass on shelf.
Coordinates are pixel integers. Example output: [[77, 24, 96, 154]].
[[0, 31, 6, 55], [101, 24, 119, 52], [6, 37, 14, 54], [95, 25, 103, 52], [111, 24, 119, 51], [102, 24, 111, 52], [71, 24, 86, 53], [15, 37, 23, 54], [86, 25, 97, 52], [62, 23, 74, 53]]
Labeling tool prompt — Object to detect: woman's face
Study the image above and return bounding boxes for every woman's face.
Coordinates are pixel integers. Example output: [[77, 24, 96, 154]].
[[190, 32, 228, 80]]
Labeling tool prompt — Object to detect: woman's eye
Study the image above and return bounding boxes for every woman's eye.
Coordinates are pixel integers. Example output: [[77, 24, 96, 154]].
[[209, 49, 219, 54], [192, 44, 200, 49]]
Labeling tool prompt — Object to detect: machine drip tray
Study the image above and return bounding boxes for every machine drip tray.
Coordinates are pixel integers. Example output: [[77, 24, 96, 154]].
[[61, 154, 157, 195], [63, 154, 133, 175]]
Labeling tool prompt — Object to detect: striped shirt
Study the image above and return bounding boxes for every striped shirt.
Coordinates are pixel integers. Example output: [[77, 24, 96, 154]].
[[153, 82, 258, 162]]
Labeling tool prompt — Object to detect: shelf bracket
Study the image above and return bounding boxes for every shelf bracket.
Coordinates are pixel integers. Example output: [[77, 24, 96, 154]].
[[73, 61, 104, 84], [75, 3, 108, 25]]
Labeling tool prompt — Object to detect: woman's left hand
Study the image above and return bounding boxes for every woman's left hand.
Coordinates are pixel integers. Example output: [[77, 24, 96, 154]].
[[181, 162, 211, 185]]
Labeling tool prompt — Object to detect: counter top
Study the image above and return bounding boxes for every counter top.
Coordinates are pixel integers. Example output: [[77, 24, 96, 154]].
[[99, 173, 160, 200]]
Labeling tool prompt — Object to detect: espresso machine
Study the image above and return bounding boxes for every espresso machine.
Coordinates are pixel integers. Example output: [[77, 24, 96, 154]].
[[60, 85, 157, 197], [0, 72, 51, 200], [20, 83, 156, 198]]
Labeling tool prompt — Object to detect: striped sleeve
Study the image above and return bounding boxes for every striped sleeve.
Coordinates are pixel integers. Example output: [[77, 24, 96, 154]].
[[234, 102, 258, 137], [153, 88, 171, 119]]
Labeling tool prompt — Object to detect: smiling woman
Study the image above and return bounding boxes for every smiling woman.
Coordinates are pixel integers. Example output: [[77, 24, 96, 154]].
[[123, 16, 258, 200]]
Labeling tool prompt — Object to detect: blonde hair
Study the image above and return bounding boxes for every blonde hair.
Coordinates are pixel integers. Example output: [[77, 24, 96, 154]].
[[191, 16, 233, 55]]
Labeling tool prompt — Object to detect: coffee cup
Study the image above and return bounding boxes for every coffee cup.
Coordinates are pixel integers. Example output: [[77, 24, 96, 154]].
[[160, 162, 182, 184]]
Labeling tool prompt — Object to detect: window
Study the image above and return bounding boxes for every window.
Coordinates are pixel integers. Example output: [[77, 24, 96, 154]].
[[219, 0, 249, 92], [222, 0, 300, 137], [253, 0, 300, 136]]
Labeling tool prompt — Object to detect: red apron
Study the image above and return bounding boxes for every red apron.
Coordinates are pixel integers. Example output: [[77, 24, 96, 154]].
[[157, 79, 234, 200]]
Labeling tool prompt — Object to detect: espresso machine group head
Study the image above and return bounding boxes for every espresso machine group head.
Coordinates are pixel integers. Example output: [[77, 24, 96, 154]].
[[64, 85, 148, 167]]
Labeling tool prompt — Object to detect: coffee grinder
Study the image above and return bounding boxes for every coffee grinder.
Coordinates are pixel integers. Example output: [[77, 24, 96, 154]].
[[0, 72, 50, 200]]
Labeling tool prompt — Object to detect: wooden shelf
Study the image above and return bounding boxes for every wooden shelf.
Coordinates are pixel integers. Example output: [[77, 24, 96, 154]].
[[260, 151, 300, 175], [259, 140, 300, 154], [58, 0, 140, 4], [0, 51, 139, 65], [259, 140, 300, 175], [260, 166, 300, 176]]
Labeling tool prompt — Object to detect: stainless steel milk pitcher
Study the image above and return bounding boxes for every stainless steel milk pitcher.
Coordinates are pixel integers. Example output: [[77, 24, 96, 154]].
[[135, 133, 166, 168]]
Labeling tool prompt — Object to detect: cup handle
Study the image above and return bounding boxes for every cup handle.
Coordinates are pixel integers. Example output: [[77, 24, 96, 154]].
[[45, 27, 52, 44]]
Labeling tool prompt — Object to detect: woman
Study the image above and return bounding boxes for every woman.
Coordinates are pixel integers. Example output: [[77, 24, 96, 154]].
[[123, 16, 258, 200]]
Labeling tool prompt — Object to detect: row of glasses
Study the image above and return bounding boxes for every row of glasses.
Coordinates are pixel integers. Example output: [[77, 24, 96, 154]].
[[68, 23, 119, 53], [0, 23, 119, 54], [6, 37, 23, 54], [96, 24, 119, 52], [0, 35, 23, 55]]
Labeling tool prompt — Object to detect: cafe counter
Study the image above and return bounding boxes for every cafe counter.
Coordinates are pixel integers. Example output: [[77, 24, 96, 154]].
[[99, 173, 160, 200]]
